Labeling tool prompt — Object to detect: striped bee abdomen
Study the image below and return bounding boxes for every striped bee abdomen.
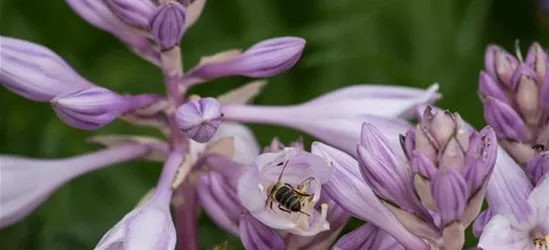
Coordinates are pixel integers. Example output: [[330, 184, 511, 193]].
[[274, 184, 302, 212]]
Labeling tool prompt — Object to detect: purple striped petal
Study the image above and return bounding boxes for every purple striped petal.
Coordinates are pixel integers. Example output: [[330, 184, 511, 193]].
[[0, 36, 92, 101], [483, 96, 527, 141], [149, 2, 186, 50], [239, 213, 284, 250], [0, 143, 149, 229], [332, 223, 405, 250], [431, 170, 469, 226], [104, 0, 155, 30], [311, 142, 430, 250], [51, 87, 156, 130]]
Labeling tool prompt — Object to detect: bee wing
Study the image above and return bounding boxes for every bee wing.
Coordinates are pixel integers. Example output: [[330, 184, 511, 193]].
[[296, 177, 315, 193]]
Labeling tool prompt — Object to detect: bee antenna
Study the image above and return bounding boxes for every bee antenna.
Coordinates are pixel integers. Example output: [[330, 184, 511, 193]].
[[276, 159, 290, 183]]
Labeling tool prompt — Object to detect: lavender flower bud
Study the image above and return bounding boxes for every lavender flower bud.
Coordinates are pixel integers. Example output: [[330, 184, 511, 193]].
[[358, 123, 424, 213], [464, 127, 498, 193], [478, 71, 509, 104], [525, 42, 548, 82], [431, 170, 469, 226], [512, 65, 540, 124], [175, 97, 222, 143], [51, 87, 155, 130], [541, 67, 549, 111], [0, 36, 92, 101], [0, 143, 149, 229], [239, 213, 284, 250], [311, 142, 429, 250], [149, 2, 187, 50], [104, 0, 156, 30], [65, 0, 161, 65], [484, 45, 519, 87], [94, 191, 176, 250], [185, 37, 305, 80], [483, 96, 527, 141]]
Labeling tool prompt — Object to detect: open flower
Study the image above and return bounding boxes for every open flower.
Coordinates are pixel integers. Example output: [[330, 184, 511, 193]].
[[222, 83, 440, 157], [477, 161, 549, 250], [0, 143, 150, 229], [237, 147, 333, 236]]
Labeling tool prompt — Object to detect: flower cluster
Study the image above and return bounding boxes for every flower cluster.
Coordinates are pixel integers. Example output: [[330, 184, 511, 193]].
[[2, 0, 547, 250], [479, 42, 549, 184]]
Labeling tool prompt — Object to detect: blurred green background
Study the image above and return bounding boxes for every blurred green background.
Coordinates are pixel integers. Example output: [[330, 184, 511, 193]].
[[1, 0, 548, 249]]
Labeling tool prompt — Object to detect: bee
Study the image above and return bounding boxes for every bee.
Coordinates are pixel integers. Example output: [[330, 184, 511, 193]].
[[265, 160, 315, 216]]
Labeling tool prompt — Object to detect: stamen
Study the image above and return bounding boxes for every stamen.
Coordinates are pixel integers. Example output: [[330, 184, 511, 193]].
[[532, 235, 549, 249]]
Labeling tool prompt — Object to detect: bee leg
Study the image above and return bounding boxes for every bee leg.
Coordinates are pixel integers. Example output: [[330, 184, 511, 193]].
[[298, 210, 310, 217], [269, 200, 274, 210], [277, 204, 292, 214]]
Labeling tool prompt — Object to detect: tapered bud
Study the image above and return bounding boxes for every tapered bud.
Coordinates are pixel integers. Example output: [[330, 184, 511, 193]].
[[149, 2, 187, 50], [185, 37, 305, 80], [175, 97, 222, 143], [512, 65, 540, 124], [431, 170, 469, 226], [65, 0, 161, 65], [484, 45, 519, 87], [478, 71, 509, 104], [464, 127, 498, 193], [239, 213, 284, 250], [0, 36, 92, 101], [51, 87, 155, 130], [483, 96, 527, 141], [525, 42, 548, 82], [541, 67, 549, 111], [104, 0, 156, 30]]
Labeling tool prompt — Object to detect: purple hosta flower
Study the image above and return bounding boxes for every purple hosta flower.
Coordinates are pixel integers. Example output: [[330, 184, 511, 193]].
[[0, 143, 150, 229], [148, 2, 187, 50], [95, 151, 184, 250], [476, 153, 549, 250], [0, 36, 93, 101], [479, 42, 549, 178], [103, 0, 156, 31], [332, 223, 404, 250], [357, 106, 498, 249], [51, 87, 158, 130], [65, 0, 161, 65], [311, 142, 429, 250], [237, 147, 333, 236], [183, 37, 306, 84], [222, 84, 440, 158], [175, 97, 222, 143]]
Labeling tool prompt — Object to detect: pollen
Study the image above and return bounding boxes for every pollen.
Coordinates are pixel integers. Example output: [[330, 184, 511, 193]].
[[532, 235, 549, 249]]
